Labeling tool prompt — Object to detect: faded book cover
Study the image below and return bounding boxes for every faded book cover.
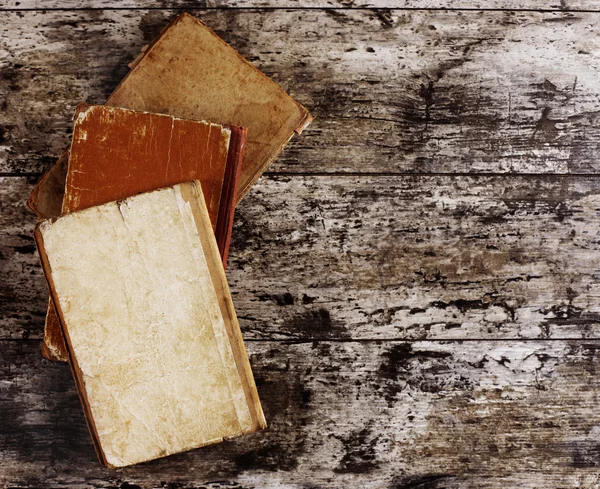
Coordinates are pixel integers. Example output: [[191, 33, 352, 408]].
[[42, 104, 245, 362], [34, 181, 266, 468], [28, 11, 312, 221]]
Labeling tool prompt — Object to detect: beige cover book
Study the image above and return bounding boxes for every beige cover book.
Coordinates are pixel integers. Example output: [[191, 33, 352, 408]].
[[34, 181, 266, 468]]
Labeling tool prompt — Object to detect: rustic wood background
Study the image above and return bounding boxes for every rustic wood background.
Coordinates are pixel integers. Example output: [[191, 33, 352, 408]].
[[4, 1, 600, 488]]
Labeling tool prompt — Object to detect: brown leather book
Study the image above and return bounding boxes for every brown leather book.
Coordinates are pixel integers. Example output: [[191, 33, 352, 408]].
[[35, 181, 266, 468], [41, 104, 246, 362], [28, 11, 312, 221]]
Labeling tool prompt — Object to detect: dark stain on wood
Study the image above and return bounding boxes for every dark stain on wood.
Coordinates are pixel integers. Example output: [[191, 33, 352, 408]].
[[287, 308, 351, 339], [419, 80, 435, 130], [0, 352, 95, 468], [334, 423, 381, 474], [542, 14, 582, 23], [324, 9, 348, 20], [116, 483, 142, 489], [389, 474, 457, 489], [532, 107, 560, 141], [229, 213, 266, 256], [541, 303, 600, 331], [138, 10, 169, 42], [569, 441, 600, 468], [2, 64, 21, 91], [234, 348, 310, 473], [377, 343, 455, 405], [12, 244, 36, 254], [233, 441, 297, 472], [373, 9, 396, 29], [259, 292, 295, 306]]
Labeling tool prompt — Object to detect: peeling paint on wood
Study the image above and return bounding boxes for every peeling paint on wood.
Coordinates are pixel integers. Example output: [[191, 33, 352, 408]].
[[5, 174, 600, 341], [3, 10, 600, 174], [3, 340, 600, 487]]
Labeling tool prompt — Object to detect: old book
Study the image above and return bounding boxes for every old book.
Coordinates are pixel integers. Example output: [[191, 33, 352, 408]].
[[42, 104, 246, 362], [28, 11, 312, 220], [34, 181, 266, 468]]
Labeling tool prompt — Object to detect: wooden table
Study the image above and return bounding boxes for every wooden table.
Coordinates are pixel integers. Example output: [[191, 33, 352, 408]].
[[3, 2, 600, 487]]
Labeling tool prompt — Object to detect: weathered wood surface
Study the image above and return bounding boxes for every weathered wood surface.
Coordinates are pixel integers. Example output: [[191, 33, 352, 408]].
[[5, 1, 600, 12], [4, 9, 600, 175], [4, 339, 600, 488], [5, 4, 600, 488], [5, 174, 600, 341]]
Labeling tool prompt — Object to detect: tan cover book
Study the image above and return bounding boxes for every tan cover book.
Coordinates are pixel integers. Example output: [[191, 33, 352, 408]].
[[42, 104, 246, 363], [34, 181, 266, 468], [28, 11, 312, 220]]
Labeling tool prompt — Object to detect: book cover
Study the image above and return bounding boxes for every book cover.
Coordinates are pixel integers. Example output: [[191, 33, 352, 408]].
[[34, 181, 266, 468]]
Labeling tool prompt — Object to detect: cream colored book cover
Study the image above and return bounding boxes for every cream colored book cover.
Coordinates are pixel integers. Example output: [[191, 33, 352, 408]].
[[34, 181, 266, 468]]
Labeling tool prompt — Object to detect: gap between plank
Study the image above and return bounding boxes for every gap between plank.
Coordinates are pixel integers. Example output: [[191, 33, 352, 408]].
[[1, 7, 600, 13], [3, 337, 600, 343], [6, 172, 600, 179], [262, 172, 600, 178]]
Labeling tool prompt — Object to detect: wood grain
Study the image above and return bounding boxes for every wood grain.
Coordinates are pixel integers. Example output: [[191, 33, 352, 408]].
[[5, 174, 600, 342], [5, 5, 600, 487], [4, 10, 600, 175], [4, 1, 600, 12], [3, 339, 600, 488]]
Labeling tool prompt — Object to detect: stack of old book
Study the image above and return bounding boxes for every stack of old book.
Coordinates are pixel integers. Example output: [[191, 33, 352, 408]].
[[29, 13, 312, 468]]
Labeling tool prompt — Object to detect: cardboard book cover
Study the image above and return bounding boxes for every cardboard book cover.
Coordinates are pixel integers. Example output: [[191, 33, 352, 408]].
[[34, 181, 266, 468], [41, 104, 246, 362]]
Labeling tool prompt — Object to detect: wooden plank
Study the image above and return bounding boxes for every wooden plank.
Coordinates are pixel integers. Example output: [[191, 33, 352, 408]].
[[3, 339, 600, 487], [5, 174, 600, 341], [3, 10, 600, 175], [5, 1, 600, 12]]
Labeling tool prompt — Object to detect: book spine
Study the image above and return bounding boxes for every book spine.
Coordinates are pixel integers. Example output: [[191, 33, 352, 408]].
[[215, 126, 247, 268]]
